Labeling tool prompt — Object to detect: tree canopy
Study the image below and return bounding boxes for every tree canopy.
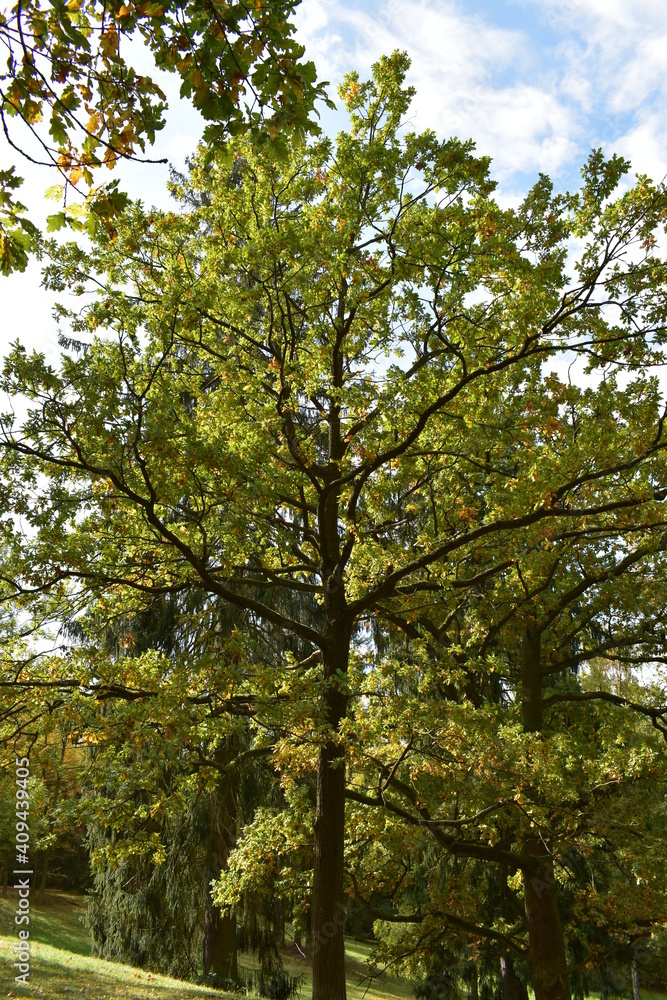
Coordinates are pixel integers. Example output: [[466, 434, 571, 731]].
[[0, 0, 330, 274]]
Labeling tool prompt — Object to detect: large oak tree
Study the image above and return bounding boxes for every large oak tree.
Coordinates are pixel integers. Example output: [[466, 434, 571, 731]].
[[2, 53, 667, 1000]]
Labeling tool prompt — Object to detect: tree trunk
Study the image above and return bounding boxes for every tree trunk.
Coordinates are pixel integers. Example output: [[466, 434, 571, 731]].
[[37, 753, 62, 905], [311, 626, 349, 1000], [521, 622, 543, 732], [470, 973, 479, 1000], [36, 850, 49, 904], [500, 955, 528, 1000], [203, 740, 239, 983], [631, 958, 641, 1000], [521, 623, 570, 1000], [203, 896, 237, 983], [311, 300, 353, 1000]]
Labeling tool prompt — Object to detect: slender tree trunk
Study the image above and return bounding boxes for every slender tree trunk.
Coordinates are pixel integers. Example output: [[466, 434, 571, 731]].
[[631, 958, 641, 1000], [521, 623, 570, 1000], [469, 972, 479, 1000], [500, 955, 528, 1000], [203, 740, 238, 983], [37, 753, 62, 905], [36, 851, 49, 904], [311, 628, 349, 1000], [521, 623, 543, 733], [501, 958, 511, 1000]]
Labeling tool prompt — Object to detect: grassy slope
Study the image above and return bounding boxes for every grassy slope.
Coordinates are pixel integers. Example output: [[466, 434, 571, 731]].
[[0, 891, 411, 1000], [242, 936, 412, 1000], [0, 891, 224, 998], [1, 891, 663, 1000]]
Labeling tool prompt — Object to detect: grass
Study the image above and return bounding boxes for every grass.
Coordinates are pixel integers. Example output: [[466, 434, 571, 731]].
[[0, 890, 91, 955], [3, 891, 662, 1000], [0, 890, 412, 1000], [0, 889, 225, 999], [241, 935, 413, 1000], [588, 994, 666, 1000]]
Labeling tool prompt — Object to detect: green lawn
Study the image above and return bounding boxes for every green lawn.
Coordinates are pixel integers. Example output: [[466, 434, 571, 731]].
[[0, 890, 91, 955], [241, 935, 412, 1000], [0, 890, 225, 999], [0, 890, 412, 1000], [2, 891, 663, 1000]]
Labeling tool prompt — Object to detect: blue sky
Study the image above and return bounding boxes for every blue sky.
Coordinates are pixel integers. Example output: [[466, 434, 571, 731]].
[[294, 0, 667, 193], [2, 0, 666, 360]]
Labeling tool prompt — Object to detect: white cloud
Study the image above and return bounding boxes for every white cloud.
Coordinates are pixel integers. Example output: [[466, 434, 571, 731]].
[[4, 0, 667, 365], [296, 0, 579, 179], [576, 11, 667, 116], [613, 115, 667, 183], [527, 0, 667, 172]]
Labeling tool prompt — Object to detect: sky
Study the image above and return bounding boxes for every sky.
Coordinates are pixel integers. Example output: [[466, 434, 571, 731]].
[[296, 0, 667, 192], [2, 0, 667, 365]]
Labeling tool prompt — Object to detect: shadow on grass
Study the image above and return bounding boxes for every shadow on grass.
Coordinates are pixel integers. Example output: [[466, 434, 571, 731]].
[[0, 889, 90, 955], [0, 936, 227, 998], [0, 892, 226, 998]]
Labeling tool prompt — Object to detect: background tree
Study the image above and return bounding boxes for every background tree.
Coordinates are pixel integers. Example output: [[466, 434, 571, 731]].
[[59, 583, 312, 986], [342, 362, 667, 998]]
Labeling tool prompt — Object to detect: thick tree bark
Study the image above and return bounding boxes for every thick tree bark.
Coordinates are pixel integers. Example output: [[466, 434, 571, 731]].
[[311, 315, 351, 1000], [521, 623, 570, 1000], [523, 839, 569, 1000]]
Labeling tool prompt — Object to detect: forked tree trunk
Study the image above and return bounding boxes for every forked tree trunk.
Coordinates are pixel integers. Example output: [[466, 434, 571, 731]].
[[521, 623, 570, 1000]]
